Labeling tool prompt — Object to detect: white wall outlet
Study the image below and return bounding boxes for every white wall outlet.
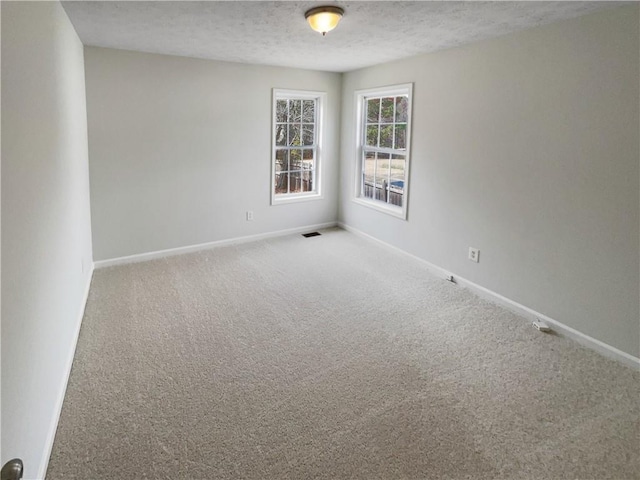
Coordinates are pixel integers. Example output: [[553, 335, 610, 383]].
[[533, 319, 552, 332], [468, 247, 480, 263], [246, 211, 254, 221]]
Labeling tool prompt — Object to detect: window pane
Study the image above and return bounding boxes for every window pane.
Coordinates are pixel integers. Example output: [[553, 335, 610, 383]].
[[289, 171, 302, 193], [394, 124, 406, 150], [290, 149, 302, 170], [389, 186, 403, 207], [302, 100, 315, 123], [302, 148, 314, 161], [390, 155, 405, 188], [275, 172, 288, 194], [302, 125, 314, 146], [375, 152, 391, 202], [275, 124, 287, 146], [302, 171, 313, 192], [275, 149, 288, 171], [366, 124, 379, 147], [289, 99, 302, 122], [288, 124, 301, 146], [381, 97, 394, 123], [276, 100, 288, 122], [395, 96, 408, 122], [380, 125, 393, 148], [377, 152, 391, 176], [363, 151, 376, 199], [367, 98, 380, 123], [302, 148, 314, 170], [390, 154, 405, 207]]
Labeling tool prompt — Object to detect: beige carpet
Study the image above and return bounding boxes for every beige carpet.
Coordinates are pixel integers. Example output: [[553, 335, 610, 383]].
[[48, 228, 639, 479]]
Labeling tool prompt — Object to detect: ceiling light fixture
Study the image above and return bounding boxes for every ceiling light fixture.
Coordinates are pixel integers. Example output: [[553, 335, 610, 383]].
[[305, 6, 344, 36]]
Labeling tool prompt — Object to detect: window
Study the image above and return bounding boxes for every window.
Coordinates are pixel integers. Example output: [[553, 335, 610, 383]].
[[354, 84, 412, 219], [271, 89, 325, 204]]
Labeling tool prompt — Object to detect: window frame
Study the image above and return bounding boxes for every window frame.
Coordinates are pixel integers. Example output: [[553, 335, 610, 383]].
[[353, 83, 413, 220], [271, 88, 326, 205]]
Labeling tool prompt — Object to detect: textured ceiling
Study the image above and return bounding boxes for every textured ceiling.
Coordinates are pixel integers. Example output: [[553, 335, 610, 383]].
[[62, 1, 624, 72]]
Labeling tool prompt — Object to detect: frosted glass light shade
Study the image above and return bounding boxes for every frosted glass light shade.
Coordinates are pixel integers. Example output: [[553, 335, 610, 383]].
[[305, 6, 344, 36]]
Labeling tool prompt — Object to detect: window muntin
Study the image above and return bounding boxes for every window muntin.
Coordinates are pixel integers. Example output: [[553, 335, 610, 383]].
[[272, 90, 324, 204], [355, 84, 412, 219]]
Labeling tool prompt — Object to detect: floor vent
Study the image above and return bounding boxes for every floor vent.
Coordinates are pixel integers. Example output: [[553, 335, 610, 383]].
[[302, 232, 321, 238]]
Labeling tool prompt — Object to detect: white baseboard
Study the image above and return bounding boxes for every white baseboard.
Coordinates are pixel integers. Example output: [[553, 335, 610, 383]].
[[338, 222, 640, 370], [94, 222, 338, 268], [36, 265, 95, 480]]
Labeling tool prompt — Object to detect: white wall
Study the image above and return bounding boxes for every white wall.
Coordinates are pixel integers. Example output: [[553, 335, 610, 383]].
[[1, 2, 93, 478], [339, 6, 640, 358], [85, 47, 342, 261]]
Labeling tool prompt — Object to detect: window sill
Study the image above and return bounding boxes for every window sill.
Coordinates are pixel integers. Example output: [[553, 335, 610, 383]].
[[272, 192, 323, 206], [352, 196, 407, 220]]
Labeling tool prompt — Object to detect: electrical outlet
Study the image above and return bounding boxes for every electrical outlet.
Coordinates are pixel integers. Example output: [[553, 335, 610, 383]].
[[468, 247, 480, 263], [533, 319, 551, 332], [246, 211, 254, 221]]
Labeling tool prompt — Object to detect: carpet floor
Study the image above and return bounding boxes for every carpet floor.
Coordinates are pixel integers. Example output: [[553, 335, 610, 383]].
[[48, 228, 639, 479]]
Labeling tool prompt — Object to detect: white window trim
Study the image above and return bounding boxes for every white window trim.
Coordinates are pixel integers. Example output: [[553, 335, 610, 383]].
[[271, 88, 326, 206], [353, 83, 413, 220]]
